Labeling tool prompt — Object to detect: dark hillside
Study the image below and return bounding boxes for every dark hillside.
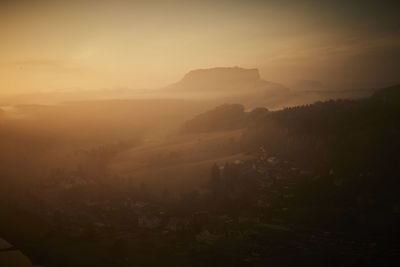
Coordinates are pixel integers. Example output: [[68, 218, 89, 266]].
[[243, 84, 400, 172], [239, 85, 400, 232]]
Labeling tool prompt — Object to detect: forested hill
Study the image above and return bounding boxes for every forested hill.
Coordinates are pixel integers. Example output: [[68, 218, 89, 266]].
[[240, 85, 400, 224], [242, 84, 400, 171], [183, 84, 400, 175], [181, 104, 270, 133], [182, 84, 400, 218], [182, 84, 400, 171]]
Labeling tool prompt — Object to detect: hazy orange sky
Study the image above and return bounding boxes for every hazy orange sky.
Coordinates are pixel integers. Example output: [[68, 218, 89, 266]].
[[0, 0, 399, 93]]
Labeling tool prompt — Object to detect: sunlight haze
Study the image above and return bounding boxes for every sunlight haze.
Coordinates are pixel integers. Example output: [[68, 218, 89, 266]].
[[1, 0, 399, 94]]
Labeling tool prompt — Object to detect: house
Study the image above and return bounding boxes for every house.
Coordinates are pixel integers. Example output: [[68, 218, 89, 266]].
[[138, 215, 161, 229]]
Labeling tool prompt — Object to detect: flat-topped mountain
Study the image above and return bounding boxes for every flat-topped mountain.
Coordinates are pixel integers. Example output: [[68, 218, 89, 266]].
[[165, 66, 288, 93]]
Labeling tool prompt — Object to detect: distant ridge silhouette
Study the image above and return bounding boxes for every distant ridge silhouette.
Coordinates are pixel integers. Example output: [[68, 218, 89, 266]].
[[165, 66, 288, 93]]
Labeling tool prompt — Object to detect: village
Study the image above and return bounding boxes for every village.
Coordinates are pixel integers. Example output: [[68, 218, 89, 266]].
[[18, 146, 383, 266]]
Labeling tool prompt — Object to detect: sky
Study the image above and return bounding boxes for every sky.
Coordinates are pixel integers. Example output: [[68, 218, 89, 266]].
[[0, 0, 399, 94]]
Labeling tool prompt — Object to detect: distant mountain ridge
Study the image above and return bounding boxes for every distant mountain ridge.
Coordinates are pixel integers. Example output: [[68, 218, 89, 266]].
[[0, 66, 381, 109], [164, 66, 377, 109], [165, 66, 288, 94]]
